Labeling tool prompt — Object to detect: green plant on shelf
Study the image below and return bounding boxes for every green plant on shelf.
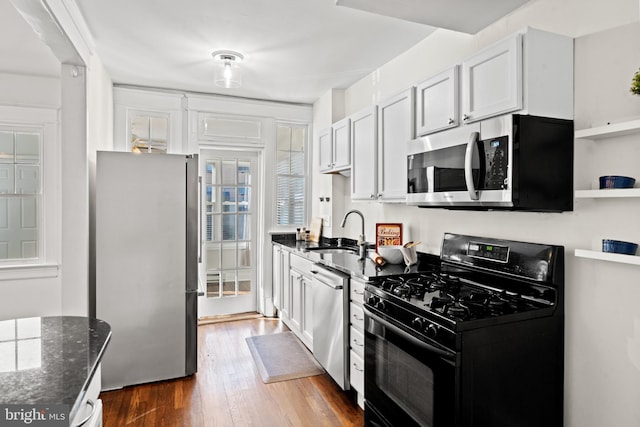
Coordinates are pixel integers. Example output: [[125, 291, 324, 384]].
[[631, 68, 640, 95]]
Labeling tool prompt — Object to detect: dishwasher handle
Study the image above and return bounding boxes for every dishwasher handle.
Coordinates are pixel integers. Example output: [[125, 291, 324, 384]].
[[310, 266, 346, 289]]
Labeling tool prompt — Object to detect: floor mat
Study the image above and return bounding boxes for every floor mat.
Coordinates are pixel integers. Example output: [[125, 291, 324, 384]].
[[245, 331, 324, 383]]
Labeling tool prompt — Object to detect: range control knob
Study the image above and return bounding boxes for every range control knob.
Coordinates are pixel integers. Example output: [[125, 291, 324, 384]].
[[426, 323, 438, 339], [367, 296, 379, 306], [375, 300, 387, 311], [411, 317, 424, 330]]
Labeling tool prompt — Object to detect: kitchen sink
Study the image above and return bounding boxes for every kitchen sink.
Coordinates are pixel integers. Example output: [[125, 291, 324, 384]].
[[304, 246, 357, 254]]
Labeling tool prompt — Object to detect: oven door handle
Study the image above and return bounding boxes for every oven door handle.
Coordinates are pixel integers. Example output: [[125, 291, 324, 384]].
[[465, 131, 480, 200], [364, 307, 455, 361]]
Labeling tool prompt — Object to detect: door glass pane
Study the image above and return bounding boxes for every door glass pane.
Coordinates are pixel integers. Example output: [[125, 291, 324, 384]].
[[0, 132, 13, 163], [222, 188, 236, 213], [206, 244, 220, 270], [15, 133, 40, 163], [238, 269, 251, 295], [238, 161, 251, 185], [222, 161, 236, 185], [222, 215, 235, 240], [238, 242, 251, 268], [238, 214, 250, 241], [221, 242, 237, 269], [222, 271, 236, 297], [238, 187, 250, 212], [207, 272, 220, 298]]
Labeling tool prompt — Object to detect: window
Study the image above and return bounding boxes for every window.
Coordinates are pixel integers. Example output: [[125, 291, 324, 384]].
[[129, 111, 169, 153], [276, 123, 307, 226], [0, 128, 41, 261]]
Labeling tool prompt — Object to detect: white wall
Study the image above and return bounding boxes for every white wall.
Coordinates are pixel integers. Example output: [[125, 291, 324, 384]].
[[0, 74, 63, 319], [312, 1, 640, 425]]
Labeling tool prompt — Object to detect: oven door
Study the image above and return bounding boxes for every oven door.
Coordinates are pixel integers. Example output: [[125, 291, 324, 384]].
[[364, 306, 458, 427]]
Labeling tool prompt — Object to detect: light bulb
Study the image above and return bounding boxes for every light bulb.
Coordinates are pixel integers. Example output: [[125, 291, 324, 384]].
[[223, 61, 233, 86]]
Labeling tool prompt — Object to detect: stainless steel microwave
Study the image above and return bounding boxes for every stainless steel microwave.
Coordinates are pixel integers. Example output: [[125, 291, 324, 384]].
[[406, 114, 573, 211]]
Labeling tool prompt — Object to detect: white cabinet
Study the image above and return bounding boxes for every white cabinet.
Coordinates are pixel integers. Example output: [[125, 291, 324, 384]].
[[319, 117, 351, 173], [318, 127, 333, 173], [289, 269, 303, 333], [350, 107, 378, 200], [377, 88, 415, 201], [461, 28, 573, 123], [288, 253, 315, 349], [461, 34, 522, 123], [349, 278, 366, 407], [272, 245, 290, 321], [415, 66, 459, 136]]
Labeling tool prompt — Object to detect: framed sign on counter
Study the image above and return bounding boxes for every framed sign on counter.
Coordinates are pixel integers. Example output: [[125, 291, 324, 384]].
[[375, 223, 403, 251]]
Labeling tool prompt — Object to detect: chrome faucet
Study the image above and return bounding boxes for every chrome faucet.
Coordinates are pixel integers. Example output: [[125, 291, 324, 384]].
[[340, 209, 366, 260]]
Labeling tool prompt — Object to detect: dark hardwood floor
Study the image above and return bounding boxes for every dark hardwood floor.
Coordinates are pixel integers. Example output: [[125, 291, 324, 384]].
[[101, 317, 364, 426]]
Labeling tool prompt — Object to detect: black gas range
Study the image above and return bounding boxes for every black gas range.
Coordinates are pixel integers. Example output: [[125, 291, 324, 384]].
[[363, 233, 564, 427]]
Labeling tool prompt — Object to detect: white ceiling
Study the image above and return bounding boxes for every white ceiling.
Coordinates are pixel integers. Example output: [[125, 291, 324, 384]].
[[0, 0, 60, 78], [3, 0, 530, 105]]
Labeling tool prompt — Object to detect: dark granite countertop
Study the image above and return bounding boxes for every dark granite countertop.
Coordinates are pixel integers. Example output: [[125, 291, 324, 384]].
[[272, 234, 438, 280], [0, 316, 111, 425]]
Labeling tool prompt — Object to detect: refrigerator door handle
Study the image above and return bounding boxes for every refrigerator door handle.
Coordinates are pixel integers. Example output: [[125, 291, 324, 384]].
[[198, 175, 203, 264]]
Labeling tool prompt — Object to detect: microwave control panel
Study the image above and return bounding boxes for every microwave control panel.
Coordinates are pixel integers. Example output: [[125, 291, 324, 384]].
[[482, 135, 508, 189]]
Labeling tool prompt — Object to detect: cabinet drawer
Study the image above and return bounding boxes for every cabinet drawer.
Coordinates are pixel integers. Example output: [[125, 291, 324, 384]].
[[350, 302, 365, 331], [350, 350, 365, 394], [350, 280, 366, 304], [350, 326, 365, 358], [290, 253, 314, 275]]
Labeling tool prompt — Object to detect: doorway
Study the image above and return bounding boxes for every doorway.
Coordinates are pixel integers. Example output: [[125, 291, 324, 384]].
[[198, 150, 260, 317]]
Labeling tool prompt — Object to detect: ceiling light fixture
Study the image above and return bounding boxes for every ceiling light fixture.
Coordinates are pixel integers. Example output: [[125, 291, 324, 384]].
[[212, 50, 244, 89]]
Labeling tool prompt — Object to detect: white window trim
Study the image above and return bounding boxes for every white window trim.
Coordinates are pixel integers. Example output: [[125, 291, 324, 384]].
[[0, 106, 60, 280], [273, 121, 310, 231]]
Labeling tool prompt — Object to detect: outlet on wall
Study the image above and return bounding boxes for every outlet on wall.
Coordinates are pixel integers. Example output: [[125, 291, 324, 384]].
[[321, 214, 331, 227]]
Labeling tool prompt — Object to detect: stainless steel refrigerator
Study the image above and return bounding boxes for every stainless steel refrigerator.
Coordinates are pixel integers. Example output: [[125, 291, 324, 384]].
[[96, 151, 199, 390]]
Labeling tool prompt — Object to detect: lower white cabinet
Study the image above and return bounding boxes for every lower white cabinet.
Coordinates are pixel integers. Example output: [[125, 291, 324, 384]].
[[287, 253, 315, 350], [349, 350, 365, 395], [349, 278, 366, 407], [272, 245, 290, 321]]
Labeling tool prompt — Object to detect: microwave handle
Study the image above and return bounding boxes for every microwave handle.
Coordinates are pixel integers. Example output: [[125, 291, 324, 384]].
[[465, 131, 480, 200]]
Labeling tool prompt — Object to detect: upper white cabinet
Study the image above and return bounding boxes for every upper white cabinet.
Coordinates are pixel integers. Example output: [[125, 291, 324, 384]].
[[350, 107, 378, 200], [319, 117, 351, 173], [460, 28, 573, 123], [461, 34, 522, 123], [377, 88, 415, 201], [415, 66, 459, 136], [318, 127, 333, 173]]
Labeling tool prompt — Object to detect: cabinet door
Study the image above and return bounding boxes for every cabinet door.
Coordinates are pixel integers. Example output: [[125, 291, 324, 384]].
[[302, 275, 314, 347], [377, 88, 415, 201], [461, 34, 522, 123], [280, 251, 290, 321], [416, 66, 459, 136], [318, 127, 333, 172], [272, 246, 281, 310], [332, 117, 351, 171], [289, 269, 302, 332], [350, 107, 378, 200]]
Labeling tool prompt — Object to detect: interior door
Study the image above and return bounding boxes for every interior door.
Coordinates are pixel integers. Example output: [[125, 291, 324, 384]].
[[198, 150, 259, 317]]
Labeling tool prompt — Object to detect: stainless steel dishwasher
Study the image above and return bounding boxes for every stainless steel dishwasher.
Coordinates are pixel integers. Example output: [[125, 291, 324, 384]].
[[311, 263, 350, 390]]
